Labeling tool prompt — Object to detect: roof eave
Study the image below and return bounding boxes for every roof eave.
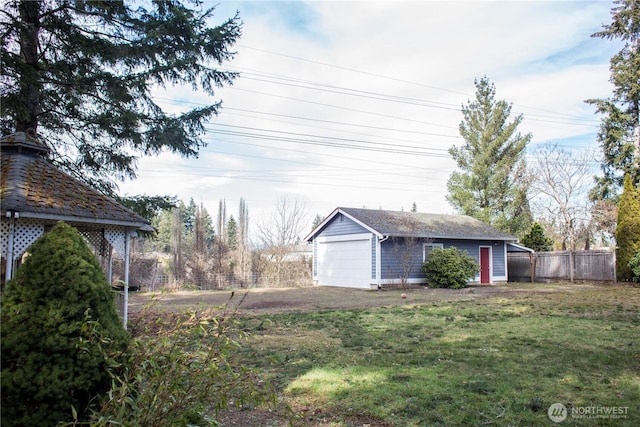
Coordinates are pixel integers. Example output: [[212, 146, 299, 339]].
[[7, 211, 152, 230], [385, 233, 517, 241], [506, 242, 535, 253]]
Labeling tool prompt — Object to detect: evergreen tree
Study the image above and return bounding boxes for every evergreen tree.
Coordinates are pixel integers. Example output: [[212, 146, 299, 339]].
[[1, 222, 129, 426], [200, 203, 216, 250], [183, 198, 198, 236], [117, 195, 178, 237], [447, 76, 533, 236], [1, 0, 241, 194], [312, 213, 324, 230], [616, 175, 640, 281], [587, 0, 640, 199], [150, 208, 174, 253], [521, 222, 554, 252], [227, 215, 238, 251]]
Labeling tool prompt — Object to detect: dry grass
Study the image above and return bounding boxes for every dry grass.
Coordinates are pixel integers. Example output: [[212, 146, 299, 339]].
[[129, 282, 640, 426], [129, 282, 610, 316]]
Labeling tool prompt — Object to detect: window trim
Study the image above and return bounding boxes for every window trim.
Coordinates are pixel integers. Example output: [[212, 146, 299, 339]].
[[423, 242, 443, 262]]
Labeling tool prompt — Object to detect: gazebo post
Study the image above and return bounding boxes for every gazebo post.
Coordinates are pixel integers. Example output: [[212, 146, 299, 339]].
[[107, 246, 113, 284], [123, 231, 132, 328], [5, 212, 16, 282]]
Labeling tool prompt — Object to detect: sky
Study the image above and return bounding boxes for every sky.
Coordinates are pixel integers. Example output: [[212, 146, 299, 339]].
[[118, 0, 619, 234]]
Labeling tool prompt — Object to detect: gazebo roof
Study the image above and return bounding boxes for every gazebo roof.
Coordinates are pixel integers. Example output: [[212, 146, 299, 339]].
[[1, 132, 151, 230]]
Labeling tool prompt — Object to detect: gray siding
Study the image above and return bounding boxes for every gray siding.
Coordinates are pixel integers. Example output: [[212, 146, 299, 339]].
[[380, 238, 507, 280], [380, 238, 425, 280], [319, 213, 369, 236]]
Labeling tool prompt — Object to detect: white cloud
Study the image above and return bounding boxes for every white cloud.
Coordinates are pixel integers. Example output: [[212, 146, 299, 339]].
[[119, 0, 618, 224]]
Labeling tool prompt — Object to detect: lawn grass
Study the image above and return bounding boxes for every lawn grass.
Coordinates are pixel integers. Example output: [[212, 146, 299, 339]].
[[232, 286, 640, 426]]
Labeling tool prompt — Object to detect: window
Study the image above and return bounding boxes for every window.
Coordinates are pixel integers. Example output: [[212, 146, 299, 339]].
[[423, 243, 443, 262]]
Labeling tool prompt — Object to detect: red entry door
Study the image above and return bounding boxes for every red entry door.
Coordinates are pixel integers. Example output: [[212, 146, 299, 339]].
[[480, 247, 491, 284]]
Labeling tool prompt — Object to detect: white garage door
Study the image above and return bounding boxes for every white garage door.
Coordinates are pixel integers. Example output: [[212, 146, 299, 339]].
[[317, 235, 371, 288]]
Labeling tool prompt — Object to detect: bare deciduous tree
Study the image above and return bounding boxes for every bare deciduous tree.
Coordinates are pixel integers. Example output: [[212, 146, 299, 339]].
[[530, 143, 596, 281], [213, 199, 230, 288], [590, 199, 618, 248], [256, 196, 310, 286], [389, 215, 423, 288], [171, 207, 185, 280], [237, 198, 251, 286]]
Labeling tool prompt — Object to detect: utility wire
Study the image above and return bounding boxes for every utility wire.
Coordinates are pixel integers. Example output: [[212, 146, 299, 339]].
[[204, 122, 452, 157], [235, 44, 602, 126]]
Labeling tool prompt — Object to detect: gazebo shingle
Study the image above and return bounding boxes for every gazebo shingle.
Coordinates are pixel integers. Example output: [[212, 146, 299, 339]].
[[1, 132, 150, 229]]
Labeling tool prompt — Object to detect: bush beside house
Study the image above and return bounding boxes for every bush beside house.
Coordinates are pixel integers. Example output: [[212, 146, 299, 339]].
[[422, 247, 479, 289]]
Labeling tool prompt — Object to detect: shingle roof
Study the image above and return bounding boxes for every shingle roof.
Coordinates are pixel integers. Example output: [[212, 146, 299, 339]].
[[336, 207, 516, 241], [1, 132, 151, 229]]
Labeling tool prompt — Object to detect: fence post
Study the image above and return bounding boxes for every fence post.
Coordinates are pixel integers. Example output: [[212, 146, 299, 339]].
[[530, 252, 535, 283], [569, 251, 574, 283]]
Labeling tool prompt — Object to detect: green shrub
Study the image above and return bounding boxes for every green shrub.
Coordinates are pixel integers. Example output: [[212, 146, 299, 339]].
[[629, 249, 640, 283], [421, 247, 479, 289], [616, 175, 640, 281], [1, 222, 129, 427]]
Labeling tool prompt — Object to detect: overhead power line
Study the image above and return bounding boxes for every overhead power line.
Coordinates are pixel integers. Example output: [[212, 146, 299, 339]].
[[203, 122, 452, 157], [226, 86, 459, 130], [236, 44, 470, 96], [235, 44, 602, 127]]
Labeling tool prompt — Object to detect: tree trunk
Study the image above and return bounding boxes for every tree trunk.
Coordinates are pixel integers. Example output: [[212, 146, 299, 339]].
[[17, 0, 41, 133]]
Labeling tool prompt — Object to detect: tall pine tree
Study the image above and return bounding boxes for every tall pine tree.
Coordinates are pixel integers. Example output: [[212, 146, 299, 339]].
[[1, 0, 241, 195], [616, 174, 640, 281], [447, 76, 532, 236], [587, 0, 640, 200]]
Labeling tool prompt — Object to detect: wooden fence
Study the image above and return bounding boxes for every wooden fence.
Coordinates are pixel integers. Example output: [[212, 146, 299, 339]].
[[508, 250, 616, 282]]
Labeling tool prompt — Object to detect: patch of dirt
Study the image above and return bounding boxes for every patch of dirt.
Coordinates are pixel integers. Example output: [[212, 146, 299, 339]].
[[129, 282, 607, 317], [215, 404, 394, 427]]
